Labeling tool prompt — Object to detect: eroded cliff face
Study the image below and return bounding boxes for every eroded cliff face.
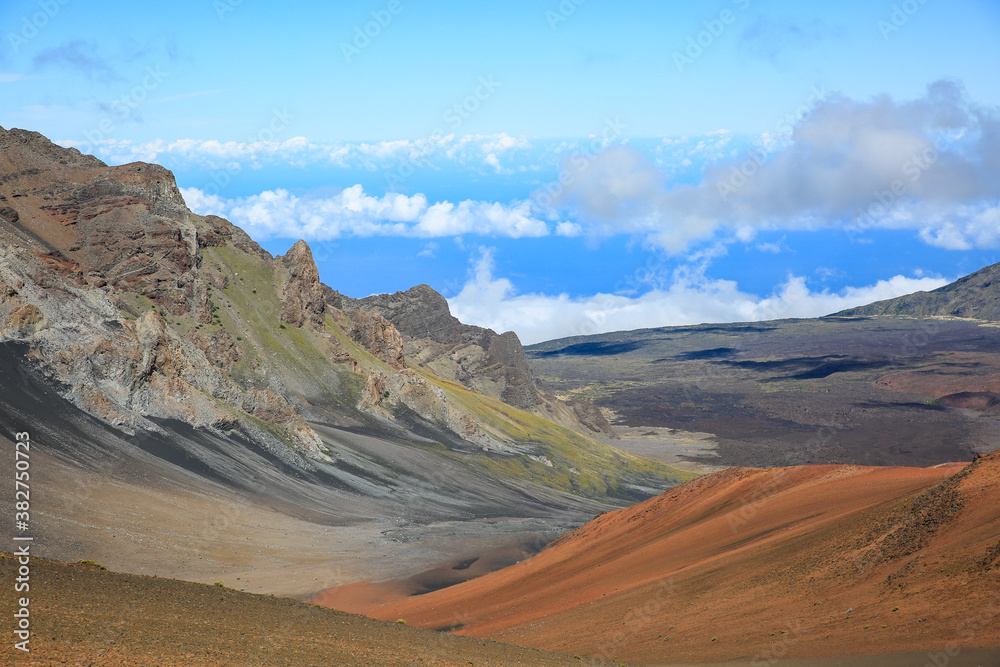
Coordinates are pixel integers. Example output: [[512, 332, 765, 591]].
[[0, 126, 327, 458], [347, 309, 406, 369], [276, 240, 326, 329]]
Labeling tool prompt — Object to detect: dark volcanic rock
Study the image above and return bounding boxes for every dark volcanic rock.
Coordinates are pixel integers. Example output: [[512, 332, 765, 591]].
[[350, 284, 543, 411], [354, 283, 469, 344]]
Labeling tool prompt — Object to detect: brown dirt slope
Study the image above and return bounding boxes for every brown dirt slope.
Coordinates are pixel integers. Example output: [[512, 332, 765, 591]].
[[0, 555, 619, 667], [346, 451, 1000, 664]]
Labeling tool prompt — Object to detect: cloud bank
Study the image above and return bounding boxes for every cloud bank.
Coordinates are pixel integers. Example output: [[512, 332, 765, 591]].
[[181, 185, 551, 240], [542, 80, 1000, 252], [448, 249, 949, 345], [62, 132, 537, 176]]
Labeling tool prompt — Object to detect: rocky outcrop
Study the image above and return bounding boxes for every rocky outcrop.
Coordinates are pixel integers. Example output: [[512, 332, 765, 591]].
[[185, 327, 243, 368], [1, 137, 201, 314], [363, 369, 390, 406], [487, 330, 538, 409], [0, 127, 330, 458], [1, 303, 47, 338], [197, 214, 271, 260], [348, 285, 543, 410], [352, 284, 467, 344], [347, 284, 614, 436], [276, 240, 326, 329], [348, 310, 405, 369], [0, 126, 105, 171]]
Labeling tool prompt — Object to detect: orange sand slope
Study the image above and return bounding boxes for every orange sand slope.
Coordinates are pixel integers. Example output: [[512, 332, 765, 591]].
[[330, 452, 1000, 665]]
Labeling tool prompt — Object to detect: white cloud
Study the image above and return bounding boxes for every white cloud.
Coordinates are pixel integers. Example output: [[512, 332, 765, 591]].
[[542, 80, 1000, 253], [178, 187, 228, 217], [417, 242, 438, 258], [448, 249, 949, 345], [756, 240, 785, 253], [555, 221, 582, 237], [58, 132, 534, 174], [478, 132, 531, 154], [919, 222, 974, 250], [180, 185, 550, 240]]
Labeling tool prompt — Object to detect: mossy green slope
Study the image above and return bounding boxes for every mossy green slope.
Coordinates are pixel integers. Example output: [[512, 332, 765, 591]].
[[415, 370, 697, 503]]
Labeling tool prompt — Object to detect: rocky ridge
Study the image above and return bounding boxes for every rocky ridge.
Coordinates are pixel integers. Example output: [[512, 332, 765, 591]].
[[834, 261, 1000, 320], [346, 285, 614, 437]]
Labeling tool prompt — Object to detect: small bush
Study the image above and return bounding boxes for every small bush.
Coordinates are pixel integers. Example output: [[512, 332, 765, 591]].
[[78, 559, 106, 570]]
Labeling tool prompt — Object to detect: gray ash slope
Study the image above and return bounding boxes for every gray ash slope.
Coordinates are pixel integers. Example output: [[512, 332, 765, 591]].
[[0, 341, 606, 526]]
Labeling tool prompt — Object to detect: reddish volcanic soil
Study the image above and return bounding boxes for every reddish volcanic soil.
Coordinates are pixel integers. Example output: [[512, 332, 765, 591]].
[[321, 452, 1000, 665], [877, 351, 1000, 400]]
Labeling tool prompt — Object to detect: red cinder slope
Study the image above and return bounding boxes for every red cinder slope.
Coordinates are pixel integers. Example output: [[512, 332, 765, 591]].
[[337, 454, 1000, 664]]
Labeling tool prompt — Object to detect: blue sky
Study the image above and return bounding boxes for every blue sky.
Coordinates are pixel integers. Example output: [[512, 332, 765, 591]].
[[2, 0, 1000, 343]]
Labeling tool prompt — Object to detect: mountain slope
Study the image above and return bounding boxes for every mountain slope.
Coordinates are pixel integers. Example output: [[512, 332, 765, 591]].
[[834, 261, 1000, 320], [0, 554, 619, 667], [345, 451, 1000, 664], [0, 122, 697, 614], [0, 125, 692, 512]]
